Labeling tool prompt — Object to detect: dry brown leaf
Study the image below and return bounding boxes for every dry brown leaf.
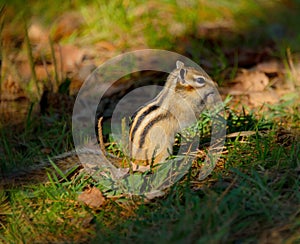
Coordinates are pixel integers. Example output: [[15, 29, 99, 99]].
[[0, 75, 26, 100], [54, 44, 85, 73], [28, 22, 49, 45], [41, 148, 52, 154], [248, 91, 279, 106], [254, 60, 284, 74], [78, 187, 105, 209], [69, 63, 97, 95], [227, 69, 269, 95]]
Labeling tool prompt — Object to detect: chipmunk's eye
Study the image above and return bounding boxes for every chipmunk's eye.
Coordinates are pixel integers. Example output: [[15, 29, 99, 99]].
[[195, 76, 206, 85]]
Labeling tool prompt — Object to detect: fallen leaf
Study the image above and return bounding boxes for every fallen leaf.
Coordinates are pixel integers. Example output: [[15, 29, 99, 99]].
[[225, 69, 269, 95], [41, 148, 52, 154], [78, 187, 105, 209], [69, 63, 97, 95], [248, 91, 279, 106], [54, 44, 85, 73], [0, 75, 26, 100], [253, 60, 284, 74], [28, 22, 49, 45]]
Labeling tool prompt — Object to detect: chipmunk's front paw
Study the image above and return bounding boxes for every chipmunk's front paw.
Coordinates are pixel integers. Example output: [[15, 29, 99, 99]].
[[130, 162, 150, 173]]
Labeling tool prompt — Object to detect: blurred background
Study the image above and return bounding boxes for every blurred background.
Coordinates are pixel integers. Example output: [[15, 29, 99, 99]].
[[1, 0, 300, 126]]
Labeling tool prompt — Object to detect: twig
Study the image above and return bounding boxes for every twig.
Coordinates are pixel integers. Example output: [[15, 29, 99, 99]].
[[0, 5, 5, 101], [23, 17, 40, 99], [97, 117, 106, 155], [49, 37, 59, 92], [286, 48, 297, 91]]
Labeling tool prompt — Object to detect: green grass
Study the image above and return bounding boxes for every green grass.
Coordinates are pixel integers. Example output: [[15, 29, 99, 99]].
[[0, 99, 299, 243], [0, 108, 74, 174]]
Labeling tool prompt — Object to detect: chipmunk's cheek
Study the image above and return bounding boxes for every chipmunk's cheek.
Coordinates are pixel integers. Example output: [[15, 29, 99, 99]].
[[207, 93, 215, 104], [204, 91, 216, 108]]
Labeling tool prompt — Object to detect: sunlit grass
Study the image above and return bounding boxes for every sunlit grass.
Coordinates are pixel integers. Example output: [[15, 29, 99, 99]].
[[3, 0, 300, 50]]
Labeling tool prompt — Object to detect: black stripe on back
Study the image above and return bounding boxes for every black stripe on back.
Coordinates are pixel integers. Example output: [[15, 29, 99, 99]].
[[138, 112, 171, 148], [129, 90, 168, 141], [130, 105, 160, 142]]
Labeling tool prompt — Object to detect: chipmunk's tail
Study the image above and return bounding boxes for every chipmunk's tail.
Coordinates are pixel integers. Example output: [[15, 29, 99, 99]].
[[0, 117, 127, 189], [0, 150, 82, 188]]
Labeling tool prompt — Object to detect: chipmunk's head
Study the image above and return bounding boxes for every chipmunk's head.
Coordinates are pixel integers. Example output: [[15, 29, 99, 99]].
[[166, 60, 218, 111], [173, 60, 215, 89], [167, 60, 217, 97]]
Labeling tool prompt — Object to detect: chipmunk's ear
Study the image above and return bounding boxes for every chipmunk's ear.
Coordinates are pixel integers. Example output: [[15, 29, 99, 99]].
[[176, 60, 184, 69], [179, 68, 186, 80]]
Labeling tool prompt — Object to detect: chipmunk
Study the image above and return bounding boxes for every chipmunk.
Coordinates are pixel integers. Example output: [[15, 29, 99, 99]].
[[1, 61, 218, 187], [129, 60, 217, 166]]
